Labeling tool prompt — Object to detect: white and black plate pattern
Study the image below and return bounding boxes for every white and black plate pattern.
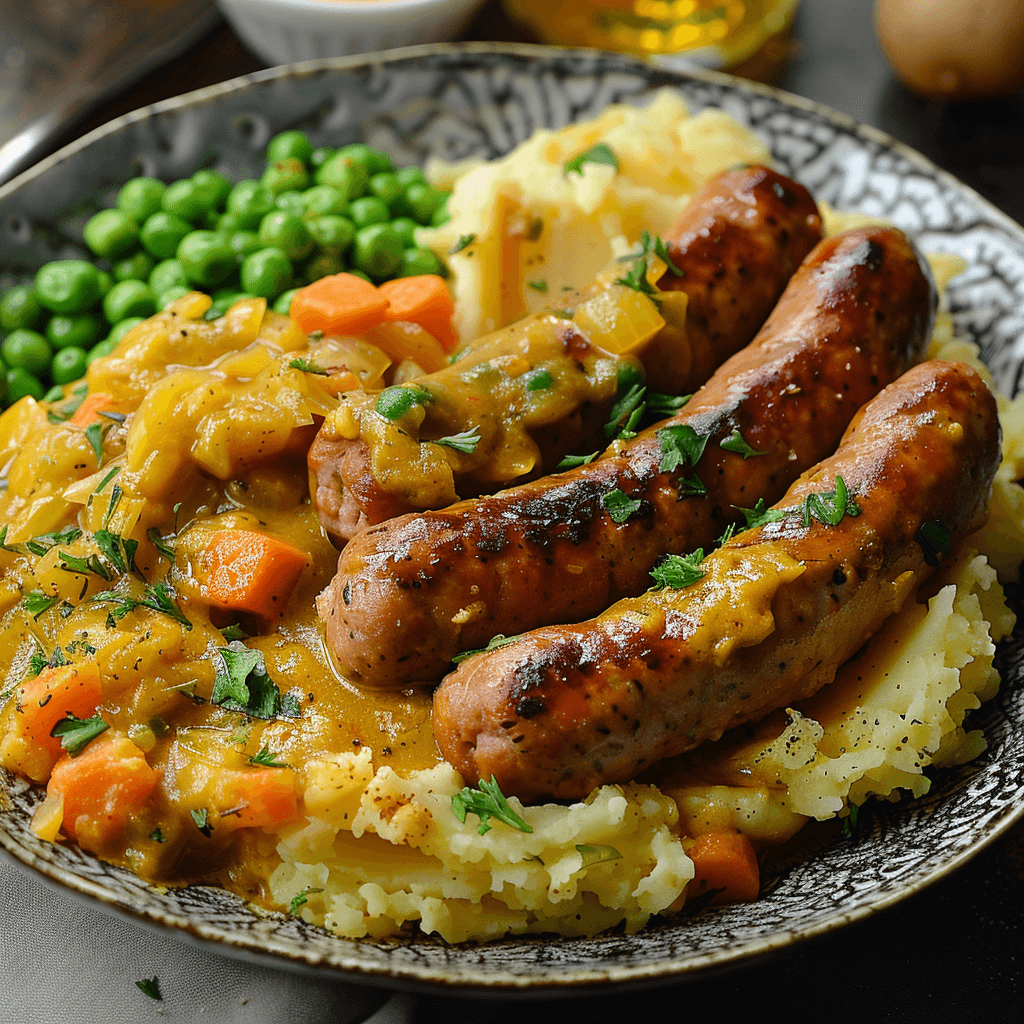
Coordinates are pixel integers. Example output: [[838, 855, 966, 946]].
[[1, 42, 1023, 991]]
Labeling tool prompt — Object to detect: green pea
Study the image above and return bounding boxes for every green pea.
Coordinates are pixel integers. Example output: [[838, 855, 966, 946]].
[[50, 346, 89, 385], [261, 158, 310, 195], [375, 384, 430, 421], [339, 144, 392, 176], [241, 247, 292, 297], [226, 180, 277, 229], [87, 337, 118, 364], [109, 317, 145, 345], [266, 130, 314, 166], [46, 313, 102, 351], [216, 211, 248, 233], [157, 286, 191, 309], [191, 169, 233, 211], [149, 259, 189, 295], [368, 172, 403, 210], [314, 153, 366, 203], [348, 196, 389, 229], [300, 251, 344, 286], [352, 223, 403, 281], [400, 247, 443, 277], [272, 288, 300, 315], [395, 165, 426, 189], [275, 190, 307, 216], [258, 212, 313, 262], [302, 185, 348, 218], [96, 270, 114, 297], [139, 212, 192, 260], [103, 280, 157, 323], [2, 329, 52, 376], [523, 368, 553, 392], [112, 249, 155, 283], [307, 215, 354, 255], [405, 182, 446, 225], [161, 179, 210, 222], [176, 231, 237, 288], [389, 217, 419, 248], [34, 261, 103, 314], [310, 146, 333, 169], [228, 231, 262, 260], [118, 177, 166, 222], [83, 208, 139, 258], [5, 366, 45, 402], [208, 288, 254, 318], [0, 285, 43, 331]]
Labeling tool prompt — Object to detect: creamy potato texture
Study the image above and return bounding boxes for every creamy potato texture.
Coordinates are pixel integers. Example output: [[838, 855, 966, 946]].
[[0, 98, 1021, 945]]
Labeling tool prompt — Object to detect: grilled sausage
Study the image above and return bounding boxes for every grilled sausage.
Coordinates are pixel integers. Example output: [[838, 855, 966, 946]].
[[309, 165, 823, 544], [320, 225, 936, 689], [433, 360, 1001, 802]]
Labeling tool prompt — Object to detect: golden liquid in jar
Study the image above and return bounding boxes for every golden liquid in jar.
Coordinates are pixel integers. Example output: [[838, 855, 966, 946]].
[[504, 0, 800, 67]]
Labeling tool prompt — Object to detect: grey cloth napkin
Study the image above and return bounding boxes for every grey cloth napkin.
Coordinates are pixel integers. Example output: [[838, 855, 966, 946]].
[[0, 854, 410, 1024]]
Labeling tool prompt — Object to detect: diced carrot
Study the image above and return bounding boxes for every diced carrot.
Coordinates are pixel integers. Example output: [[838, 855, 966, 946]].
[[198, 529, 309, 621], [214, 767, 299, 832], [46, 734, 157, 851], [69, 392, 117, 427], [378, 275, 459, 351], [0, 662, 102, 783], [289, 273, 390, 336], [686, 831, 760, 905]]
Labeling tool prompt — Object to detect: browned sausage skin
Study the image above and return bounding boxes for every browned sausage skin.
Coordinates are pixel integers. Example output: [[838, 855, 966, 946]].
[[319, 225, 936, 689], [308, 165, 822, 545], [433, 360, 1001, 803]]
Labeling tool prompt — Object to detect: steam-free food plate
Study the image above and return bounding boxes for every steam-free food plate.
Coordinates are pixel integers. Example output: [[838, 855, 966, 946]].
[[1, 43, 1023, 991]]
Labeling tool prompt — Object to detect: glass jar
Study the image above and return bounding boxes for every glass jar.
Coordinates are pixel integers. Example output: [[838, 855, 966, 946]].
[[502, 0, 801, 72]]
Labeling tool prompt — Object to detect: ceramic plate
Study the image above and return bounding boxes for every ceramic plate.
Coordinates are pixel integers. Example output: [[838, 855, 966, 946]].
[[2, 43, 1023, 992]]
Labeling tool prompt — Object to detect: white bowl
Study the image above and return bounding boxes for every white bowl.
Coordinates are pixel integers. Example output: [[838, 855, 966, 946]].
[[216, 0, 488, 65]]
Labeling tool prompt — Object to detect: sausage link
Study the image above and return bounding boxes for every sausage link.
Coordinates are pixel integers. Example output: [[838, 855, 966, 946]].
[[308, 165, 822, 544], [433, 360, 1002, 802], [320, 225, 935, 689]]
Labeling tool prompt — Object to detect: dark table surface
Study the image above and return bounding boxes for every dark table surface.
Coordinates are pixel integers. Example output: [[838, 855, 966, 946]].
[[16, 2, 1024, 1021]]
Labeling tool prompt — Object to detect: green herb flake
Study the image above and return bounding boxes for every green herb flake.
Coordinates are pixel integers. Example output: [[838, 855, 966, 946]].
[[650, 550, 707, 590], [135, 977, 162, 1001], [432, 426, 481, 454], [602, 488, 642, 524], [720, 428, 765, 460], [249, 744, 289, 768], [614, 258, 660, 306], [93, 465, 120, 495], [527, 279, 548, 293], [58, 550, 110, 581], [617, 230, 683, 277], [50, 713, 109, 756], [575, 843, 623, 866], [220, 623, 249, 641], [94, 528, 141, 578], [83, 421, 108, 466], [657, 423, 709, 474], [90, 581, 192, 631], [604, 383, 647, 440], [646, 391, 691, 418], [290, 887, 323, 915], [450, 233, 476, 255], [146, 527, 175, 562], [452, 775, 533, 835], [22, 591, 59, 620], [452, 633, 522, 665], [916, 519, 951, 567], [736, 498, 788, 532], [211, 641, 298, 720], [555, 451, 599, 471], [565, 142, 619, 177], [288, 356, 328, 375], [190, 807, 213, 837], [149, 827, 165, 843]]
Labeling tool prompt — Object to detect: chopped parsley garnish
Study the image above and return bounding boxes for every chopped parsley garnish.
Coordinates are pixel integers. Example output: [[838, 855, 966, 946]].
[[146, 527, 175, 562], [290, 887, 323, 914], [149, 828, 165, 843], [551, 308, 575, 320], [646, 391, 691, 418], [916, 520, 951, 567], [94, 528, 142, 578], [604, 383, 647, 440], [83, 421, 109, 466], [555, 450, 599, 471], [452, 633, 522, 665], [50, 713, 109, 756], [220, 623, 249, 641], [211, 641, 300, 720], [614, 258, 660, 306], [657, 423, 709, 474], [564, 142, 619, 177], [90, 580, 192, 630], [575, 843, 622, 865], [720, 428, 765, 459], [190, 807, 213, 837], [2, 524, 83, 558], [737, 476, 862, 533], [841, 802, 860, 839], [249, 744, 289, 768], [452, 776, 533, 835], [650, 550, 707, 590], [617, 230, 683, 277], [432, 426, 481, 454], [527, 279, 548, 293], [93, 465, 120, 494], [135, 977, 162, 1001], [450, 233, 476, 254], [22, 591, 59, 620], [602, 487, 641, 524], [58, 550, 111, 580], [46, 382, 89, 424], [288, 356, 328, 375]]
